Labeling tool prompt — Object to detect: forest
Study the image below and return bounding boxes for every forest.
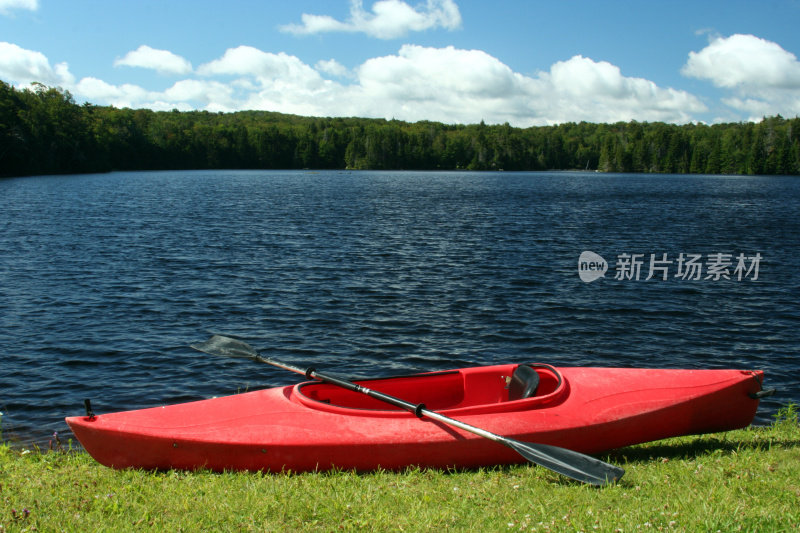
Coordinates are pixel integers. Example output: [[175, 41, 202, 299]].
[[2, 80, 799, 177]]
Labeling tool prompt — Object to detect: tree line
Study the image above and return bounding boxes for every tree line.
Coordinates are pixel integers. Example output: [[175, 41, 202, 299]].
[[2, 80, 799, 177]]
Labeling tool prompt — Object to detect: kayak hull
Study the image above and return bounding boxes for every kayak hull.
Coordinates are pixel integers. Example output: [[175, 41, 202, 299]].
[[65, 365, 765, 472]]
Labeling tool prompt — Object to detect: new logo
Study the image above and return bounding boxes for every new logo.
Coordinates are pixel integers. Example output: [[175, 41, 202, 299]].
[[578, 251, 608, 283]]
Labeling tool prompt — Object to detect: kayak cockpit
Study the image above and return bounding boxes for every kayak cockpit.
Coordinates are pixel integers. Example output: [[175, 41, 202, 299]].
[[292, 363, 567, 416]]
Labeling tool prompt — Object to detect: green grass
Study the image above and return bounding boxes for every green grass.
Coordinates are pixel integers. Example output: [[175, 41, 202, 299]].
[[1, 406, 798, 532]]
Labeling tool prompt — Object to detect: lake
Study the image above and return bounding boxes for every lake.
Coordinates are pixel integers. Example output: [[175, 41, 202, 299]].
[[1, 170, 798, 445]]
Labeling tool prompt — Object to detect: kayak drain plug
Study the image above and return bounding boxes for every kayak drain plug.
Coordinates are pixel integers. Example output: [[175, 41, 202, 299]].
[[84, 399, 96, 420]]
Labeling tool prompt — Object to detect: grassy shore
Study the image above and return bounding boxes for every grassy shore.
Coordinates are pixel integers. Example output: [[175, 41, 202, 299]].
[[2, 407, 798, 532]]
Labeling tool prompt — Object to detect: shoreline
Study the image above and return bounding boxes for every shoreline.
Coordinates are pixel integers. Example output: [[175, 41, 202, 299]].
[[2, 406, 797, 531]]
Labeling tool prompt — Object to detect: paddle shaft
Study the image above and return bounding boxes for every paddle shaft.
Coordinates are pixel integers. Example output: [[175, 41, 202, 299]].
[[259, 353, 505, 445], [191, 335, 624, 485]]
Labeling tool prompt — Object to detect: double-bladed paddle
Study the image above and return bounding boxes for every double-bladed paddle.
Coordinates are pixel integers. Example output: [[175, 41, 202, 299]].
[[191, 334, 624, 486]]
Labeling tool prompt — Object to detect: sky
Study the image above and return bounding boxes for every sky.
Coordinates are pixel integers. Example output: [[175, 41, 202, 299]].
[[1, 0, 799, 127]]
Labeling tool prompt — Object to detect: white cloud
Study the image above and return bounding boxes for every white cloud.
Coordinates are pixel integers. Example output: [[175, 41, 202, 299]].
[[197, 46, 322, 86], [539, 55, 707, 124], [85, 46, 340, 115], [683, 34, 800, 89], [280, 0, 462, 39], [74, 77, 152, 108], [0, 0, 37, 15], [353, 46, 705, 125], [198, 45, 704, 126], [0, 41, 74, 86], [683, 34, 800, 119], [114, 45, 193, 75], [74, 77, 235, 112], [355, 45, 533, 124], [194, 47, 346, 117], [162, 79, 236, 111], [315, 59, 351, 78], [196, 46, 335, 115]]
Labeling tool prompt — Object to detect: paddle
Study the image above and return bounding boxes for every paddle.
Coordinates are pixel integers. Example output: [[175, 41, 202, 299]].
[[191, 334, 624, 486]]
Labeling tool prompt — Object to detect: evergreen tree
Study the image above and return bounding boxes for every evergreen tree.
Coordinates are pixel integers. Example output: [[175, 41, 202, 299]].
[[1, 80, 798, 177]]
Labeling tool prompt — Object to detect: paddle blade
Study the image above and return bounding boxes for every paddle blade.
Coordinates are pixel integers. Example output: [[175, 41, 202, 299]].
[[191, 335, 259, 360], [505, 439, 624, 486]]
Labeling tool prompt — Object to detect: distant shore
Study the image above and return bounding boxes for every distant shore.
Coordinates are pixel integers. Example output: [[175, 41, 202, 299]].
[[3, 80, 799, 178]]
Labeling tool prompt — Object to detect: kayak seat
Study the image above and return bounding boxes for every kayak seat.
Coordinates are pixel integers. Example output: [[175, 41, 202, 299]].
[[508, 364, 540, 401]]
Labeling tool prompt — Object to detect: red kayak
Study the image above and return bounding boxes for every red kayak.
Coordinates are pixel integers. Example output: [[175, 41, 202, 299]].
[[66, 364, 767, 473]]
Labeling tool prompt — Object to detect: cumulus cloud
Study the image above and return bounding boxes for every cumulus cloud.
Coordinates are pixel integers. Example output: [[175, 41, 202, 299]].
[[540, 55, 707, 124], [196, 44, 701, 125], [196, 46, 321, 84], [162, 79, 237, 111], [683, 34, 800, 119], [0, 41, 74, 86], [281, 0, 461, 39], [352, 46, 705, 125], [114, 45, 193, 75], [0, 0, 37, 15], [315, 59, 352, 78], [74, 77, 234, 111], [355, 45, 533, 124], [75, 77, 153, 109], [194, 46, 346, 116]]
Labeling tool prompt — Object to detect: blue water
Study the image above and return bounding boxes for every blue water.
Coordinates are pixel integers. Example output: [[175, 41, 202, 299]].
[[1, 170, 798, 445]]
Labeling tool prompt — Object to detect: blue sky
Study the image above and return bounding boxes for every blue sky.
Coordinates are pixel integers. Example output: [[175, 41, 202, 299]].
[[1, 0, 799, 126]]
